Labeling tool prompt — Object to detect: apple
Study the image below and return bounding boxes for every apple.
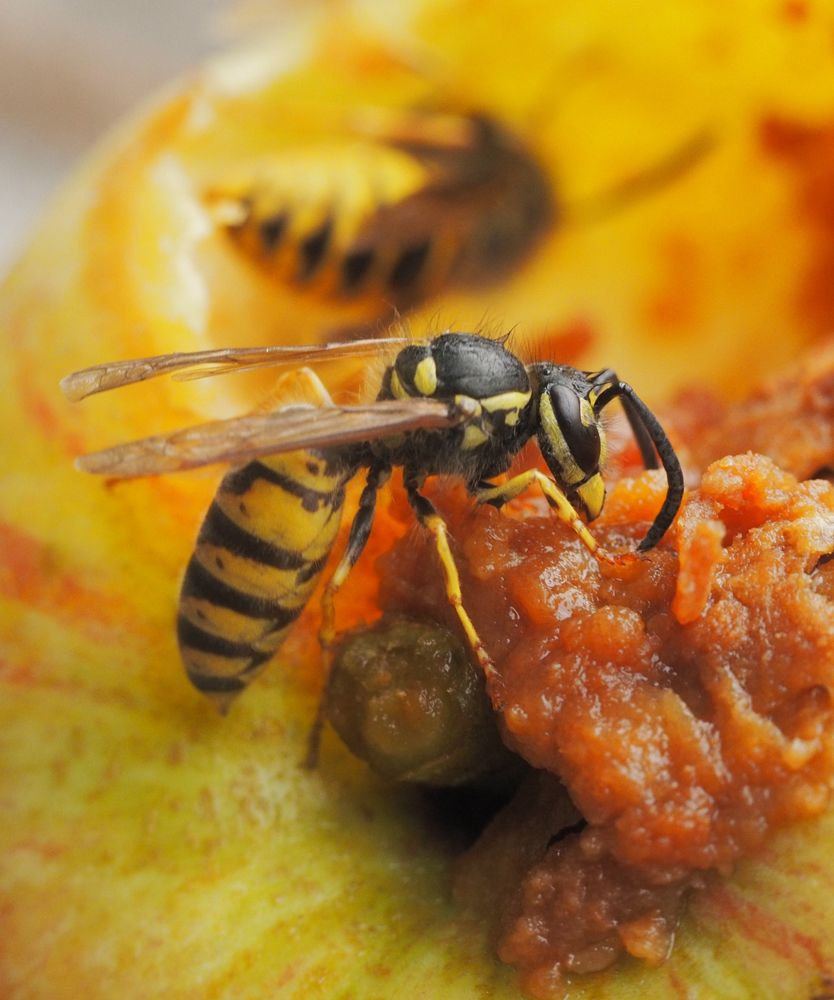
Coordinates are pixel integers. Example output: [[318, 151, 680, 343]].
[[4, 3, 834, 997]]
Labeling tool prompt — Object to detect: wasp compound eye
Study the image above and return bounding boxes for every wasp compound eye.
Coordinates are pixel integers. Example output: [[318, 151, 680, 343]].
[[549, 383, 601, 475]]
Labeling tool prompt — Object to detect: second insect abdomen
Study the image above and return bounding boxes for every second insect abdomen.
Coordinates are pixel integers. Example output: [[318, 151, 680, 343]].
[[177, 449, 348, 711]]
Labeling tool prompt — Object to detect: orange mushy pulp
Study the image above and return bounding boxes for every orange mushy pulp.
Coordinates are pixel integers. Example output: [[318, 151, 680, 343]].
[[365, 350, 834, 998]]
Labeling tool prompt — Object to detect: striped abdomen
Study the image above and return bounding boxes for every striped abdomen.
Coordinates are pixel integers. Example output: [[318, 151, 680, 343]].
[[177, 449, 349, 711]]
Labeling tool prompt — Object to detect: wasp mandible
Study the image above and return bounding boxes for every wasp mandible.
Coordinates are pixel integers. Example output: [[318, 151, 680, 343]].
[[63, 332, 684, 757]]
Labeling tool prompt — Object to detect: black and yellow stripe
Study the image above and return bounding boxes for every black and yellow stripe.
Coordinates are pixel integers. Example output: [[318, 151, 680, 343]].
[[177, 449, 350, 711]]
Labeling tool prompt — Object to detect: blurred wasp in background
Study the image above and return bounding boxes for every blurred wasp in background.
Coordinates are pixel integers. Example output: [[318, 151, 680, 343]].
[[207, 109, 554, 316], [205, 104, 713, 327]]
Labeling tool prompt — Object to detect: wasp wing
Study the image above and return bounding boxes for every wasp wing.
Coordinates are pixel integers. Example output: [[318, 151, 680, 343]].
[[60, 338, 413, 401], [75, 397, 475, 478]]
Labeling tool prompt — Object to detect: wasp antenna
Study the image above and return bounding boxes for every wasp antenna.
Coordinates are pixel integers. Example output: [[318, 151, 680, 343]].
[[593, 380, 684, 551]]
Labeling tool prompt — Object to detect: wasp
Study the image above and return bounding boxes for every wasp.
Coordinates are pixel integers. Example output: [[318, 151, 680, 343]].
[[207, 108, 554, 318], [208, 106, 712, 325], [62, 332, 684, 760]]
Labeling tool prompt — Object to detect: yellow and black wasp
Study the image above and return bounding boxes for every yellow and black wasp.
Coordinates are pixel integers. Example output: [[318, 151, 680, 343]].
[[62, 332, 684, 758], [208, 105, 712, 327], [207, 108, 554, 320]]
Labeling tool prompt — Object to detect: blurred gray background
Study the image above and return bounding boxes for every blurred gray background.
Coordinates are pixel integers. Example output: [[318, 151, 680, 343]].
[[0, 0, 230, 278]]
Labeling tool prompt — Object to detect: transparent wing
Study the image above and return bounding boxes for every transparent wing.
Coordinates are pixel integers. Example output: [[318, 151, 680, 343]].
[[75, 397, 475, 478], [60, 338, 412, 401]]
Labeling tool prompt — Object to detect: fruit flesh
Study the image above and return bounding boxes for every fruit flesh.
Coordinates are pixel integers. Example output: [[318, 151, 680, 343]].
[[378, 450, 834, 996]]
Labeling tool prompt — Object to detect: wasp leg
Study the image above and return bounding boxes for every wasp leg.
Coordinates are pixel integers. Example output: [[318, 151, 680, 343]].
[[473, 470, 637, 567], [403, 471, 506, 705], [305, 462, 390, 769]]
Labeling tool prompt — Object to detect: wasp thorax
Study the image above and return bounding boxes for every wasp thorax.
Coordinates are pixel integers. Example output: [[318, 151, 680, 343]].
[[389, 334, 530, 403]]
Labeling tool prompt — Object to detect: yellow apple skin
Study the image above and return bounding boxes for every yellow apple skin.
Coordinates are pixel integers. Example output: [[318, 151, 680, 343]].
[[4, 5, 834, 999]]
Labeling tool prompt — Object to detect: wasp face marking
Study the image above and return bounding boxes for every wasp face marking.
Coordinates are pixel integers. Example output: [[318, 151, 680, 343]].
[[549, 384, 601, 477], [531, 368, 609, 520], [537, 390, 588, 486], [576, 474, 606, 521], [413, 356, 438, 396]]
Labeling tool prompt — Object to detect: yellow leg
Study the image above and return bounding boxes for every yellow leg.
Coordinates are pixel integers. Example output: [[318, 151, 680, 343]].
[[404, 474, 506, 707], [475, 469, 638, 568], [423, 513, 506, 700]]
